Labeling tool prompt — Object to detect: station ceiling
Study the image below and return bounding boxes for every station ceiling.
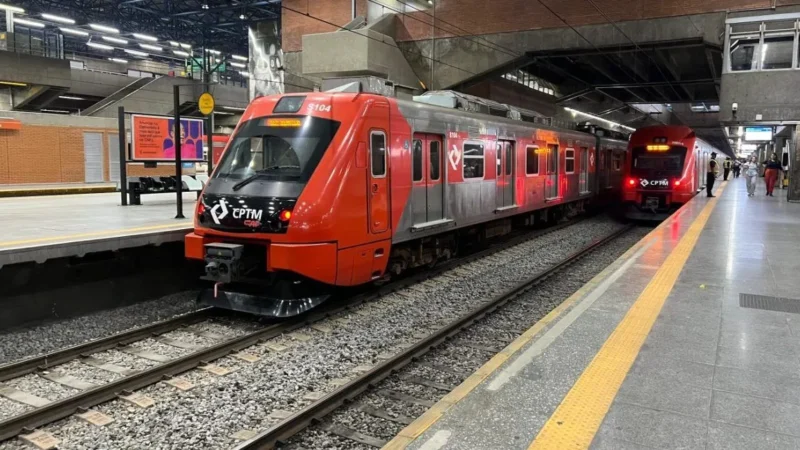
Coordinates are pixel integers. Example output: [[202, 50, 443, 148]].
[[8, 0, 280, 54]]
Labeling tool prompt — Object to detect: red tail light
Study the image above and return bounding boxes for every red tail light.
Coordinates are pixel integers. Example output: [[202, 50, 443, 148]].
[[674, 180, 681, 186], [279, 210, 292, 222], [197, 201, 205, 215], [627, 177, 637, 187]]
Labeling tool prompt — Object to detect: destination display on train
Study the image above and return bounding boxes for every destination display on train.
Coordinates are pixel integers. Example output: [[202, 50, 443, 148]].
[[130, 114, 206, 161]]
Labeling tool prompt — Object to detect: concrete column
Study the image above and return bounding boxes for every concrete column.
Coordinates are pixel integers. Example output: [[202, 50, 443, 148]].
[[4, 10, 14, 51], [787, 127, 800, 202]]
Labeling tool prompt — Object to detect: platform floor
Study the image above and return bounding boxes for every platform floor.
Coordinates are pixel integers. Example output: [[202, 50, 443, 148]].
[[0, 192, 194, 265], [387, 178, 800, 450]]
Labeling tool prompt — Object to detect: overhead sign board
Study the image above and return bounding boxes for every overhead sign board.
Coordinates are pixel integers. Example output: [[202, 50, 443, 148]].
[[130, 114, 205, 161], [744, 126, 773, 142]]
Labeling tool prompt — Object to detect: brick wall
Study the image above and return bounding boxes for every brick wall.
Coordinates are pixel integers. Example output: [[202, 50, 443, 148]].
[[283, 0, 800, 51], [0, 125, 194, 185]]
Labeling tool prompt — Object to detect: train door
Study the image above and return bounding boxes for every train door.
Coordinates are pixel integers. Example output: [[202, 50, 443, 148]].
[[545, 143, 559, 199], [411, 133, 444, 224], [369, 129, 389, 233], [427, 136, 444, 221], [605, 149, 614, 188], [496, 140, 515, 208], [579, 146, 589, 193]]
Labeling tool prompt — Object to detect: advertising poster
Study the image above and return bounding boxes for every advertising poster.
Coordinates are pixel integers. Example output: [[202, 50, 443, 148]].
[[131, 114, 205, 161]]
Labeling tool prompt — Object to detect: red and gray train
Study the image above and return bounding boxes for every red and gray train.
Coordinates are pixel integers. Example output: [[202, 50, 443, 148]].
[[184, 90, 630, 316], [622, 125, 720, 220]]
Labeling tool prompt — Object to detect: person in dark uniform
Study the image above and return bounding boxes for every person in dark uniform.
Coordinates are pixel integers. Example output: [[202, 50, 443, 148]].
[[733, 160, 741, 178], [723, 157, 732, 180], [707, 152, 719, 197]]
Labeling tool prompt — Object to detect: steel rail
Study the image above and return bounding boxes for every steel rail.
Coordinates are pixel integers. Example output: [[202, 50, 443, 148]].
[[235, 225, 634, 449], [0, 215, 592, 443]]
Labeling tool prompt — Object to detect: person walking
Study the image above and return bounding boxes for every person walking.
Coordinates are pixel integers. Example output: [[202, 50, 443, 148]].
[[723, 157, 732, 180], [743, 156, 759, 197], [733, 160, 741, 178], [707, 152, 719, 197], [763, 153, 782, 196]]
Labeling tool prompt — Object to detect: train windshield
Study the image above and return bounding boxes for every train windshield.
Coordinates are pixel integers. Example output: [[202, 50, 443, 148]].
[[631, 146, 687, 177], [214, 116, 341, 183]]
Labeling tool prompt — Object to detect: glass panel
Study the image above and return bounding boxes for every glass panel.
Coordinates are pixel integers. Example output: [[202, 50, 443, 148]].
[[429, 141, 440, 181], [762, 35, 794, 69], [505, 143, 512, 176], [371, 132, 386, 176], [731, 23, 760, 33], [412, 139, 423, 181], [463, 143, 484, 179], [496, 142, 502, 176], [765, 20, 796, 31], [565, 149, 575, 173], [526, 146, 539, 175], [730, 37, 760, 71]]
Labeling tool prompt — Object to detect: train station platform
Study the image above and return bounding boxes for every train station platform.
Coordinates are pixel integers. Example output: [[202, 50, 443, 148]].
[[387, 178, 800, 450], [0, 192, 194, 266]]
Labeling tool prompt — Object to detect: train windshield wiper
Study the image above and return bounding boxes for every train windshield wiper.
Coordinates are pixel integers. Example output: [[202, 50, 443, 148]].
[[231, 166, 301, 191]]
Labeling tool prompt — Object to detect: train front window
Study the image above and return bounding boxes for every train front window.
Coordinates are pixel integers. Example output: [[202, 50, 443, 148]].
[[631, 146, 686, 177], [214, 116, 340, 183]]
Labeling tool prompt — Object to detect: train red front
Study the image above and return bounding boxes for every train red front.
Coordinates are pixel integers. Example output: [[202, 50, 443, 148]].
[[185, 91, 627, 316], [622, 125, 718, 220]]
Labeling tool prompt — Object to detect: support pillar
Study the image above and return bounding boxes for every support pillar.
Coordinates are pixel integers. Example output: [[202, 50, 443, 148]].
[[787, 126, 800, 202]]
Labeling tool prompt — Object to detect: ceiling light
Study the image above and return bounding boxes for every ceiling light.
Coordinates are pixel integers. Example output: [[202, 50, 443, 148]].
[[108, 57, 128, 63], [206, 49, 221, 55], [139, 43, 162, 51], [133, 33, 158, 42], [239, 71, 249, 77], [41, 109, 70, 114], [14, 18, 45, 28], [87, 42, 114, 50], [222, 106, 246, 111], [563, 107, 635, 132], [0, 3, 24, 13], [169, 41, 179, 47], [239, 13, 246, 19], [230, 62, 246, 68], [41, 13, 74, 24], [201, 3, 209, 9], [89, 23, 119, 34], [214, 111, 234, 115], [60, 27, 88, 36], [173, 50, 189, 57], [179, 43, 191, 50], [231, 54, 247, 61], [102, 36, 128, 45], [0, 81, 27, 87], [58, 95, 84, 100], [124, 49, 148, 57]]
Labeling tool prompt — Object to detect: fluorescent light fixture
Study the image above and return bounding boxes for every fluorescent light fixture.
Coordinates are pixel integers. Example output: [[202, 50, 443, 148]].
[[87, 42, 114, 51], [230, 62, 246, 68], [180, 43, 191, 49], [737, 126, 743, 137], [0, 3, 24, 13], [0, 81, 27, 87], [14, 18, 45, 28], [41, 13, 74, 24], [239, 71, 250, 77], [132, 33, 158, 42], [564, 107, 636, 132], [41, 109, 70, 114], [124, 49, 148, 57], [102, 36, 128, 45], [109, 57, 128, 63], [60, 27, 88, 36], [89, 23, 119, 33], [139, 43, 162, 52], [169, 41, 179, 47], [58, 95, 84, 100], [222, 106, 246, 111], [173, 50, 190, 57], [206, 49, 221, 55], [231, 54, 247, 61], [213, 111, 234, 115]]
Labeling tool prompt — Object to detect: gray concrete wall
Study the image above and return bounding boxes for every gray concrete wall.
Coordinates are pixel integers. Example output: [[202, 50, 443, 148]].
[[0, 51, 71, 88], [719, 71, 800, 123], [69, 70, 136, 98]]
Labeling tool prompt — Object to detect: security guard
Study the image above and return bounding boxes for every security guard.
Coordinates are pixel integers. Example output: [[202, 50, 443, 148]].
[[707, 152, 719, 197], [723, 157, 732, 180]]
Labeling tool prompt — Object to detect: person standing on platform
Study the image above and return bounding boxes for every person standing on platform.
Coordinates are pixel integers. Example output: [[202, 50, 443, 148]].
[[763, 153, 782, 197], [723, 157, 732, 180], [743, 156, 759, 197], [733, 160, 741, 178], [707, 152, 719, 197]]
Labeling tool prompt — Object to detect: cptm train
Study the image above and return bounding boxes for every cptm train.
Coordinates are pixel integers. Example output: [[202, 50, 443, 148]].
[[185, 89, 629, 317], [622, 125, 720, 220]]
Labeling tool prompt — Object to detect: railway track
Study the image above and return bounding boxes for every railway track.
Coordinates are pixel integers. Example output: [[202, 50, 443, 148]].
[[233, 224, 635, 449], [0, 215, 594, 447]]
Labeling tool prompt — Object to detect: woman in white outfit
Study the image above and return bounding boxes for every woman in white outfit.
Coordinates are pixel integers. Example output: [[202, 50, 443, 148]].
[[742, 156, 759, 197]]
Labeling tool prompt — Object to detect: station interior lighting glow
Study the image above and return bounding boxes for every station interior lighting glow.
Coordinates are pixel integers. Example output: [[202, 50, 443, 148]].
[[58, 95, 84, 100], [41, 13, 74, 24], [563, 107, 636, 132], [41, 109, 70, 114], [89, 23, 119, 34], [14, 18, 45, 28], [0, 3, 24, 13], [60, 27, 88, 36], [124, 49, 148, 57], [102, 36, 128, 45], [239, 71, 250, 77], [109, 57, 129, 63], [230, 62, 246, 68], [180, 43, 192, 49], [222, 106, 246, 111], [0, 81, 27, 87], [173, 50, 190, 57], [231, 55, 248, 61], [87, 42, 114, 50], [133, 33, 158, 42], [139, 43, 162, 52]]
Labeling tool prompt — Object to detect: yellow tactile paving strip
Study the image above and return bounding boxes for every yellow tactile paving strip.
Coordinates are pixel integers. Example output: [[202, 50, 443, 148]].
[[528, 183, 726, 450], [0, 223, 192, 249], [381, 192, 700, 450]]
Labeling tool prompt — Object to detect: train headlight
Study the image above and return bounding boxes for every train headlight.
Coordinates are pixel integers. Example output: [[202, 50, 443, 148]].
[[279, 209, 292, 222]]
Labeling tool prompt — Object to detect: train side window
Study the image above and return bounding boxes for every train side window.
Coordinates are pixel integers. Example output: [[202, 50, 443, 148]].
[[505, 142, 513, 176], [606, 149, 613, 170], [429, 141, 441, 181], [463, 142, 485, 179], [496, 142, 502, 176], [370, 131, 386, 177], [526, 146, 539, 175], [565, 148, 575, 173], [412, 139, 423, 182], [613, 153, 622, 171]]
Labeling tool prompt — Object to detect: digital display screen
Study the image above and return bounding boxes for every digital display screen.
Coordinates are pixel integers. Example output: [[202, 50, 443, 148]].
[[744, 127, 773, 141], [273, 96, 306, 113]]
